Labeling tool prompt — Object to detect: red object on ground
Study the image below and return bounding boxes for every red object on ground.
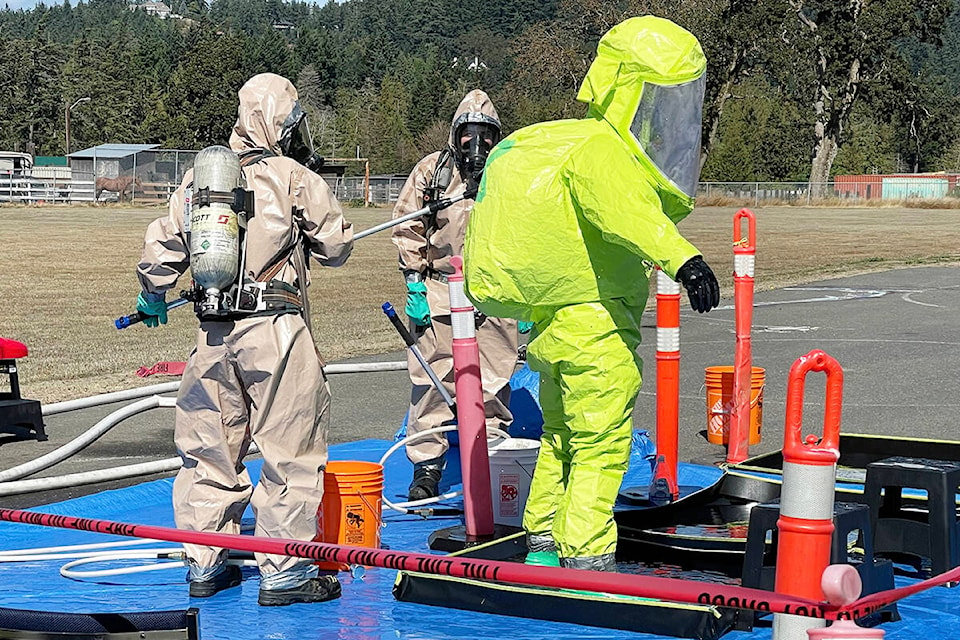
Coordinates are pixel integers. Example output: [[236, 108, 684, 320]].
[[653, 268, 681, 501], [0, 338, 28, 359], [136, 361, 186, 378], [727, 208, 756, 464], [774, 350, 843, 637], [448, 256, 494, 537]]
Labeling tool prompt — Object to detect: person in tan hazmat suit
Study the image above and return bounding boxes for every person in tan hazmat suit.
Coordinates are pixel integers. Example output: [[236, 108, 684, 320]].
[[135, 73, 354, 605], [391, 90, 524, 501]]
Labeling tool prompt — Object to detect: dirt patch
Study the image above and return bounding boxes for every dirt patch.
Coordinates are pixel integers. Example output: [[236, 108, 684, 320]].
[[1, 203, 957, 402]]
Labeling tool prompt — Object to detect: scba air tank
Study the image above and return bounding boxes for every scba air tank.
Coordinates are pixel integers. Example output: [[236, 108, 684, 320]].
[[189, 145, 242, 312]]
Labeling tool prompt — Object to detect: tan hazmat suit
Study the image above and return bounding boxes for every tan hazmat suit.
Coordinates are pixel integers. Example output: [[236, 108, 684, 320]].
[[391, 90, 518, 465], [137, 73, 354, 590]]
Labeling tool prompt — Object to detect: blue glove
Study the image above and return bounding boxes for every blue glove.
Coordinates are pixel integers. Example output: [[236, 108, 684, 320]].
[[518, 321, 534, 334], [404, 282, 431, 327], [137, 292, 168, 328]]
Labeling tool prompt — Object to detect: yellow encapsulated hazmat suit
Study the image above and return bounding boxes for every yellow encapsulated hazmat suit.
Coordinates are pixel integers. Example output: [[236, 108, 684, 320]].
[[137, 74, 354, 604], [464, 17, 719, 570]]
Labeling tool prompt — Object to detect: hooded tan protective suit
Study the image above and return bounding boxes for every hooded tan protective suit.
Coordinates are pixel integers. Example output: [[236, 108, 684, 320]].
[[137, 73, 354, 590], [391, 90, 518, 467]]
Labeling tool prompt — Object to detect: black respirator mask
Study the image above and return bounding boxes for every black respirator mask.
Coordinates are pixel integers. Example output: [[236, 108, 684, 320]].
[[454, 121, 500, 182], [279, 102, 324, 173]]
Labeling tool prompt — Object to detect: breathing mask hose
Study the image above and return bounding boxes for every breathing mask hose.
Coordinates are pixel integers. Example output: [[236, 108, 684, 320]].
[[381, 302, 456, 409]]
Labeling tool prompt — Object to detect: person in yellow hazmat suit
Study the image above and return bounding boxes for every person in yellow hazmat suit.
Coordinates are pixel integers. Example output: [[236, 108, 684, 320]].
[[136, 74, 354, 604], [464, 16, 720, 571]]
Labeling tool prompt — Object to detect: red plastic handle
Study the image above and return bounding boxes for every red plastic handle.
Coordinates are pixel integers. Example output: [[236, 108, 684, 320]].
[[783, 349, 843, 464], [733, 208, 756, 254]]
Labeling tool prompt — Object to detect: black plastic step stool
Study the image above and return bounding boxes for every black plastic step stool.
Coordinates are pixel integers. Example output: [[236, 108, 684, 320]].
[[0, 339, 45, 442], [864, 456, 960, 577], [738, 500, 896, 631]]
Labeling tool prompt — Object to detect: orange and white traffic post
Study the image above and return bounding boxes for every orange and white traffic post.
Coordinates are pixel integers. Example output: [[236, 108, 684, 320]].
[[727, 208, 757, 464], [652, 267, 681, 503], [773, 349, 844, 640]]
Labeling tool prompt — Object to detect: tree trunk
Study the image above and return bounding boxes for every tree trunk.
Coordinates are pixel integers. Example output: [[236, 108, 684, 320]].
[[700, 63, 741, 172], [809, 132, 838, 199]]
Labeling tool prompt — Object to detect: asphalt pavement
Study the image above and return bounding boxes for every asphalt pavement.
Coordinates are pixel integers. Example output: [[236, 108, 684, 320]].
[[2, 265, 957, 509]]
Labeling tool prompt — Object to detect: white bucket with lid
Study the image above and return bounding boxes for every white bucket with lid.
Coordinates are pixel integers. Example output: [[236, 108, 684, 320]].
[[488, 438, 540, 527]]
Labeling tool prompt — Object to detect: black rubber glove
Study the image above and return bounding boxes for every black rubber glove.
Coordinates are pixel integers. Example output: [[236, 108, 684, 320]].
[[676, 256, 720, 313]]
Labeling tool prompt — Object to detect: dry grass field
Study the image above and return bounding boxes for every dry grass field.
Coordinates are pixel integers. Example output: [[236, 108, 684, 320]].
[[1, 202, 958, 403]]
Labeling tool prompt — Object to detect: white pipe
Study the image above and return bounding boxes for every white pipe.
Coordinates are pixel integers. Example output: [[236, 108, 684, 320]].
[[61, 554, 187, 579], [0, 396, 165, 482], [379, 425, 510, 514], [0, 456, 182, 496], [43, 383, 180, 416], [0, 539, 161, 556], [0, 547, 181, 563], [323, 361, 406, 374], [59, 553, 258, 580], [41, 362, 405, 416], [0, 440, 261, 497]]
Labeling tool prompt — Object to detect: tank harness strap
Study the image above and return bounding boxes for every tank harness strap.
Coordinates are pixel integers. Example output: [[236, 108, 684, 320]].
[[233, 150, 300, 319], [424, 268, 449, 284], [420, 149, 456, 239], [239, 148, 277, 167]]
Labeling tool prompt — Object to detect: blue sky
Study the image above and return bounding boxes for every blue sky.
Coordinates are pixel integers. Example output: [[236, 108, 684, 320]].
[[5, 0, 50, 8]]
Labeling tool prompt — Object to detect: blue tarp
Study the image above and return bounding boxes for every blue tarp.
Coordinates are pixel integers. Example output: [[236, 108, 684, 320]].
[[0, 440, 952, 639]]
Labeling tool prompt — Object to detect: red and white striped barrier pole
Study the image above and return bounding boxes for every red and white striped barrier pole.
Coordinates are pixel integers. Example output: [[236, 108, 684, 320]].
[[0, 507, 827, 614], [774, 349, 844, 640], [0, 505, 952, 620], [652, 267, 681, 502], [448, 255, 494, 537], [808, 565, 884, 639], [727, 208, 757, 464]]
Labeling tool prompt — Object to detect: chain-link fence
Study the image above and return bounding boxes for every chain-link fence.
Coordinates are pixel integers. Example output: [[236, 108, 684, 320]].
[[4, 165, 960, 207], [324, 175, 406, 205]]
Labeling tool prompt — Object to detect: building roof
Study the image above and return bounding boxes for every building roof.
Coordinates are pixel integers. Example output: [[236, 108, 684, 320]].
[[69, 144, 160, 160], [34, 156, 68, 167]]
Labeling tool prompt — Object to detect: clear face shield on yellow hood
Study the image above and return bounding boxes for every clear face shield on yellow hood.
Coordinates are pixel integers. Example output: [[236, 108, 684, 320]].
[[630, 75, 705, 199]]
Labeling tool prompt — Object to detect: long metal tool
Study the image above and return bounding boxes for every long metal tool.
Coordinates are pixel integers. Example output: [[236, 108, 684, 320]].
[[115, 190, 476, 329], [353, 189, 474, 240], [381, 302, 455, 409]]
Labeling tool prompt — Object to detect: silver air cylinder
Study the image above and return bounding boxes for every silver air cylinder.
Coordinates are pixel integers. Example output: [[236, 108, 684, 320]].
[[189, 145, 241, 316]]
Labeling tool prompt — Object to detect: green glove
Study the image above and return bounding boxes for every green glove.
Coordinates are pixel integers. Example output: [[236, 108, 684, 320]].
[[405, 282, 431, 327], [518, 321, 534, 334], [137, 292, 168, 328]]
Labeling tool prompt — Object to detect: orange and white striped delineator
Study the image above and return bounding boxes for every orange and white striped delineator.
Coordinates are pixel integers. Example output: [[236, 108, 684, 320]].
[[807, 565, 885, 639], [448, 255, 494, 537], [727, 208, 757, 464], [773, 349, 844, 640], [652, 267, 681, 502]]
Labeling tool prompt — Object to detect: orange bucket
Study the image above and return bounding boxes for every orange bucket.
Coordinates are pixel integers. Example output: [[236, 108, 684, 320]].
[[315, 460, 383, 571], [705, 366, 765, 446]]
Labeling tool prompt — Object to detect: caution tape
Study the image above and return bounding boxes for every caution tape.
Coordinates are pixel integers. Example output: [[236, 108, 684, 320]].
[[832, 564, 960, 620], [0, 507, 951, 620], [0, 508, 822, 616]]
